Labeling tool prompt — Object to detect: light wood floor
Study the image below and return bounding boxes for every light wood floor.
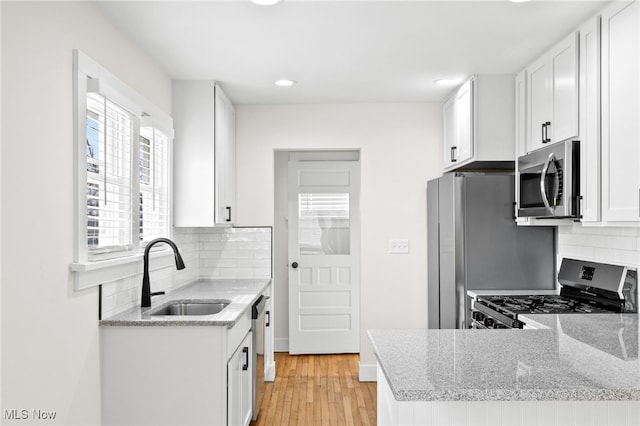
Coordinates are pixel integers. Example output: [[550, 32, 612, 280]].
[[251, 353, 377, 426]]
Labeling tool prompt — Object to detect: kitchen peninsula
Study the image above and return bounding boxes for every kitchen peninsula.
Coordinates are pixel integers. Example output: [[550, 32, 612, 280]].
[[369, 314, 640, 426]]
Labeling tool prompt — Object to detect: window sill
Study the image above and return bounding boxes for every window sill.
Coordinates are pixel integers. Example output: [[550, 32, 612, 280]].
[[71, 249, 174, 290]]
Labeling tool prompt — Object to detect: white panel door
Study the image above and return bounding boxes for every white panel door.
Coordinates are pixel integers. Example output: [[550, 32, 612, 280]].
[[288, 161, 360, 354]]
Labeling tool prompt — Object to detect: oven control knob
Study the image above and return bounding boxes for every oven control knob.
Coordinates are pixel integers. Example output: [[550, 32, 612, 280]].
[[483, 317, 495, 328], [472, 311, 485, 322]]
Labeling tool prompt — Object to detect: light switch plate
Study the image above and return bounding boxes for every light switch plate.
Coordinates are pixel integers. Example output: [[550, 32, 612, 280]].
[[389, 239, 409, 254]]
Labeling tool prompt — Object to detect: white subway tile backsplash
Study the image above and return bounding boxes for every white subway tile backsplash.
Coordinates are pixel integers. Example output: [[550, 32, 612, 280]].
[[558, 223, 640, 269], [100, 227, 272, 318]]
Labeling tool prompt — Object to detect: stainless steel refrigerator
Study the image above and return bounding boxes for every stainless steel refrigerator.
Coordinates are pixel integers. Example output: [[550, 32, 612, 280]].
[[427, 172, 556, 329]]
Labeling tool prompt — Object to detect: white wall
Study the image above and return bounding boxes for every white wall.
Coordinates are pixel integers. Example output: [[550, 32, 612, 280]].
[[1, 2, 172, 424], [235, 104, 443, 374]]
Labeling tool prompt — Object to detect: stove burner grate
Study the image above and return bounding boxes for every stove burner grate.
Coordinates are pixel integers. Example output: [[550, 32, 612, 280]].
[[480, 295, 615, 315]]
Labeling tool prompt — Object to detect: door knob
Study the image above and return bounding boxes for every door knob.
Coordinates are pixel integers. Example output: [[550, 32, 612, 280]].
[[291, 262, 298, 269]]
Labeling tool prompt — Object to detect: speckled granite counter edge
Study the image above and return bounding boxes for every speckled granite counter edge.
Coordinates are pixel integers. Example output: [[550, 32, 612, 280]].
[[368, 329, 640, 402], [392, 388, 640, 402], [100, 278, 271, 327]]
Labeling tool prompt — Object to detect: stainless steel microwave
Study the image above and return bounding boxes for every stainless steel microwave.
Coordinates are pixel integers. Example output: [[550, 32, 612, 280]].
[[517, 140, 580, 219]]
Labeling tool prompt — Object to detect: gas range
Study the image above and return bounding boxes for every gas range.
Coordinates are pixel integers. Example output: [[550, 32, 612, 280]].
[[471, 258, 638, 329]]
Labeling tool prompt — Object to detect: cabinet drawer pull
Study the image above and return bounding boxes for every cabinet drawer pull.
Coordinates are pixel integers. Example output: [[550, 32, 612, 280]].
[[543, 121, 551, 143], [242, 347, 249, 371]]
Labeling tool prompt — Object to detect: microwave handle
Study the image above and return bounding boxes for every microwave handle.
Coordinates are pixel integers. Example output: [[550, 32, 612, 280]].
[[540, 152, 556, 214]]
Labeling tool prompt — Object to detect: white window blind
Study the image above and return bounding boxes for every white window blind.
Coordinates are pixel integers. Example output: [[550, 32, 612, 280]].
[[85, 92, 134, 258], [139, 127, 170, 244]]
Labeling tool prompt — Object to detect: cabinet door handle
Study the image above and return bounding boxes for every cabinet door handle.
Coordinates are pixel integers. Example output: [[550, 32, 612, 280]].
[[242, 347, 249, 371], [225, 206, 232, 222], [451, 146, 457, 162], [541, 123, 545, 143], [543, 121, 551, 143], [576, 195, 583, 220], [266, 311, 271, 327]]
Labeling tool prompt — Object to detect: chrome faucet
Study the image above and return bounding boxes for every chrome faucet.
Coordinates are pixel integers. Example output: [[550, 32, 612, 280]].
[[141, 238, 186, 308]]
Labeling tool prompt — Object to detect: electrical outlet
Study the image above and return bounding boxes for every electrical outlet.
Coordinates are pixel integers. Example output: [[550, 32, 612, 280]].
[[389, 239, 409, 254]]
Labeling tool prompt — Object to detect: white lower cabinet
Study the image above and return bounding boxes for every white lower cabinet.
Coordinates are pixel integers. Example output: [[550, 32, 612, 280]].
[[227, 332, 253, 426], [101, 311, 254, 426]]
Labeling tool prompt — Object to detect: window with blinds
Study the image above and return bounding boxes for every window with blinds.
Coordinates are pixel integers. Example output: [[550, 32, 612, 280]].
[[139, 127, 170, 244], [73, 51, 176, 285], [298, 193, 351, 255], [85, 92, 134, 259], [85, 92, 172, 259]]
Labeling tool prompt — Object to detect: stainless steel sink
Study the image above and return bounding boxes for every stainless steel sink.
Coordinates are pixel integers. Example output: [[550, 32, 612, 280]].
[[150, 300, 230, 316]]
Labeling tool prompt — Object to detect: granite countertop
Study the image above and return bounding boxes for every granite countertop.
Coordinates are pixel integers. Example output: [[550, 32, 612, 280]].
[[369, 314, 640, 402], [100, 278, 271, 327]]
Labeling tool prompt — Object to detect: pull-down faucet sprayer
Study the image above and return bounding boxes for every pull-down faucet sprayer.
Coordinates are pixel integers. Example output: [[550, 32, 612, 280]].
[[141, 238, 186, 308]]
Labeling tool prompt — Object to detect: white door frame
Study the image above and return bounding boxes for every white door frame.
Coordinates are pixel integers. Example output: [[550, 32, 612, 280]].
[[286, 153, 361, 354]]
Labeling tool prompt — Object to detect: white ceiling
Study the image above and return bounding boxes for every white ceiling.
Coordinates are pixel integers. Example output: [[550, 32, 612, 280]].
[[97, 0, 610, 105]]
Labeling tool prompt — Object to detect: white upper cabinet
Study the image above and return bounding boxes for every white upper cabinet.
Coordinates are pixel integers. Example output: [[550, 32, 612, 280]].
[[442, 94, 457, 168], [214, 86, 237, 225], [525, 31, 579, 153], [442, 75, 515, 171], [514, 70, 528, 223], [173, 81, 236, 227], [526, 55, 551, 153], [578, 16, 601, 223], [515, 70, 527, 158], [601, 0, 639, 223], [516, 1, 639, 227], [455, 79, 473, 164]]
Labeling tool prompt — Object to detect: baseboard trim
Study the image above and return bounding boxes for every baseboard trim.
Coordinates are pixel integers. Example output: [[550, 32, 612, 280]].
[[274, 337, 289, 352], [358, 362, 377, 382], [265, 361, 276, 382]]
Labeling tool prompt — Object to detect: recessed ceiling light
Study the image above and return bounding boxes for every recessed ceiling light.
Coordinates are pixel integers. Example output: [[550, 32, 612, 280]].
[[251, 0, 282, 5], [434, 79, 458, 87], [275, 79, 296, 87], [509, 0, 530, 3]]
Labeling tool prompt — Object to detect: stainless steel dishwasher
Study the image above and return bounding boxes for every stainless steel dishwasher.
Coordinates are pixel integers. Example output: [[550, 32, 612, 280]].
[[251, 295, 268, 420]]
